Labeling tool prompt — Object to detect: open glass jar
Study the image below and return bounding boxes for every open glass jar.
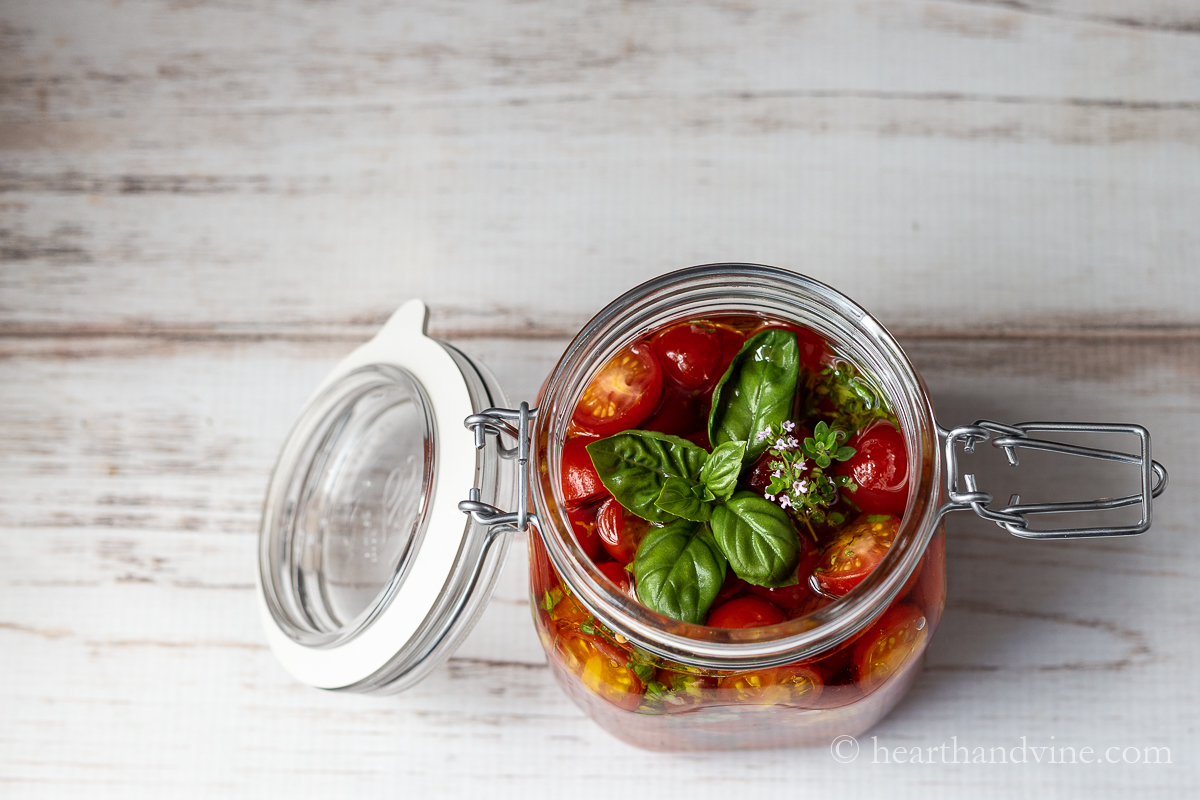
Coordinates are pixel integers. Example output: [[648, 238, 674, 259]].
[[257, 264, 1166, 750]]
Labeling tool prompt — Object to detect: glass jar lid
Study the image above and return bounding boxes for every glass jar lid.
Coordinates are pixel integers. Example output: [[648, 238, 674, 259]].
[[257, 300, 516, 692]]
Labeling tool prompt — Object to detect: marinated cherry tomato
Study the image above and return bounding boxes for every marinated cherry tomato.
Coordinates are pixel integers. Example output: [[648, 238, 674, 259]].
[[707, 596, 786, 628], [704, 324, 748, 398], [595, 561, 636, 599], [746, 425, 813, 498], [812, 514, 899, 597], [745, 531, 821, 612], [555, 629, 645, 711], [834, 421, 908, 517], [717, 663, 823, 707], [751, 322, 830, 372], [790, 590, 835, 619], [685, 430, 711, 451], [550, 590, 591, 627], [713, 570, 746, 605], [640, 385, 705, 437], [596, 497, 651, 565], [572, 341, 663, 436], [852, 602, 928, 693], [561, 437, 608, 508], [651, 322, 726, 390], [567, 503, 606, 562]]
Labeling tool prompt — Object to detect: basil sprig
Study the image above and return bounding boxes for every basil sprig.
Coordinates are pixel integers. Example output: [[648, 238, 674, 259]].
[[632, 520, 727, 624], [710, 492, 801, 588], [587, 432, 800, 622], [587, 432, 744, 524], [708, 330, 801, 462]]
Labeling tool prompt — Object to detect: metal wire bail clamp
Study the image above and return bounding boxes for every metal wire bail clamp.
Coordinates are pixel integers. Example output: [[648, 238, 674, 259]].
[[458, 403, 539, 534], [939, 420, 1168, 539]]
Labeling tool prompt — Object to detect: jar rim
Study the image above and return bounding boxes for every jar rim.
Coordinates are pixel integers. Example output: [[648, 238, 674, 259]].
[[530, 264, 942, 670]]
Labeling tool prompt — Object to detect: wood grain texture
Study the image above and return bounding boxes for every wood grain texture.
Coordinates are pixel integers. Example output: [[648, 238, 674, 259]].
[[2, 0, 1198, 796], [2, 0, 1199, 336], [2, 334, 1197, 797]]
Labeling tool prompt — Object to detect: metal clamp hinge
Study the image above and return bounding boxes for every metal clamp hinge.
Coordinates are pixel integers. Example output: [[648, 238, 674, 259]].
[[940, 420, 1168, 539], [458, 403, 538, 534]]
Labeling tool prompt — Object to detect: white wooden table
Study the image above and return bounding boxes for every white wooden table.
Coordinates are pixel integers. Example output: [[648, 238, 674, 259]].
[[2, 1, 1198, 796]]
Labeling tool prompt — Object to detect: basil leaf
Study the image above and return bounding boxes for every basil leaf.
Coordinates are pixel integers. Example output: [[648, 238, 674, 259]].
[[587, 431, 710, 523], [633, 520, 727, 623], [655, 476, 712, 522], [710, 491, 801, 588], [699, 440, 746, 502], [707, 330, 800, 461]]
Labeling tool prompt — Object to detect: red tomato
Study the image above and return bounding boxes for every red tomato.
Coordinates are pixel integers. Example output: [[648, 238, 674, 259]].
[[554, 629, 645, 711], [715, 324, 747, 358], [834, 421, 909, 517], [595, 497, 651, 565], [812, 514, 900, 597], [567, 503, 606, 562], [714, 570, 746, 605], [745, 530, 821, 612], [651, 322, 726, 390], [751, 322, 830, 372], [595, 561, 636, 599], [572, 342, 663, 436], [685, 430, 711, 451], [640, 385, 705, 437], [560, 437, 608, 507], [852, 602, 928, 693], [706, 596, 786, 628], [717, 663, 823, 707]]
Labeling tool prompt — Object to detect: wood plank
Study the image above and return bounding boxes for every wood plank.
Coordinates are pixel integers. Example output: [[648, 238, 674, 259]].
[[1, 333, 1196, 795], [2, 0, 1199, 335]]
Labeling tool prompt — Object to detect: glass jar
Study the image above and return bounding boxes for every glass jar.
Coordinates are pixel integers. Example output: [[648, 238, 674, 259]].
[[257, 263, 1165, 750]]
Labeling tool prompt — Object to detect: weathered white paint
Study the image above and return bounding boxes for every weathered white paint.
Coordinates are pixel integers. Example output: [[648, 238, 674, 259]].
[[2, 0, 1198, 796]]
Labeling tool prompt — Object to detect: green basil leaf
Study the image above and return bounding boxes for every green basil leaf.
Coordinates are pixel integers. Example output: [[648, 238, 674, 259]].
[[707, 330, 800, 461], [710, 491, 801, 588], [587, 431, 710, 523], [633, 520, 727, 623], [698, 440, 746, 502], [655, 476, 713, 522]]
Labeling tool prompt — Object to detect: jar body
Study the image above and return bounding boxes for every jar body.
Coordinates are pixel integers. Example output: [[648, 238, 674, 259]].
[[525, 265, 948, 751], [529, 525, 945, 750]]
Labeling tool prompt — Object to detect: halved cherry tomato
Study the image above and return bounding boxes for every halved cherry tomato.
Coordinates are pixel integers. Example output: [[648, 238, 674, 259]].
[[595, 561, 636, 600], [596, 496, 651, 565], [852, 602, 928, 693], [751, 322, 830, 372], [567, 502, 606, 562], [812, 513, 899, 597], [706, 596, 786, 628], [651, 321, 726, 391], [550, 590, 591, 627], [834, 420, 908, 517], [745, 529, 822, 612], [717, 663, 823, 707], [561, 437, 608, 508], [572, 341, 663, 436], [640, 384, 705, 437], [554, 629, 645, 711]]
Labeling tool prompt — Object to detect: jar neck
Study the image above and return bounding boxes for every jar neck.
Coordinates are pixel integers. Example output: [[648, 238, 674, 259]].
[[531, 264, 942, 669]]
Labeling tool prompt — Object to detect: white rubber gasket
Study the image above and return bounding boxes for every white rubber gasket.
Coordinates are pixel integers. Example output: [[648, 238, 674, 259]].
[[258, 299, 476, 689]]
